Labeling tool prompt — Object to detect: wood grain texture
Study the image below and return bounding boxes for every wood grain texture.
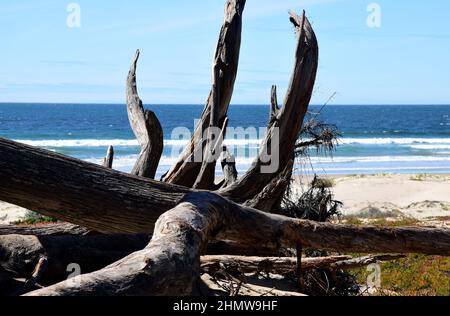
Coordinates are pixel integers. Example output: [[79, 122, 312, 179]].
[[163, 0, 246, 187], [102, 146, 114, 169], [221, 12, 318, 203], [126, 50, 164, 179], [0, 138, 189, 234], [0, 223, 91, 236], [24, 192, 450, 296]]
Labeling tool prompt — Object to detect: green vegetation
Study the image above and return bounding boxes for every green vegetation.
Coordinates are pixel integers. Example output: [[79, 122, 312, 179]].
[[343, 217, 450, 296], [13, 211, 58, 225], [410, 174, 429, 182], [352, 255, 450, 296], [312, 177, 335, 189], [341, 216, 420, 227]]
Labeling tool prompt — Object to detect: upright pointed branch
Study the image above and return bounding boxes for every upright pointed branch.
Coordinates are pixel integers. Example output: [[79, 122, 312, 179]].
[[126, 49, 164, 179], [162, 0, 246, 187], [102, 146, 114, 169], [219, 147, 238, 189], [221, 11, 318, 204], [269, 85, 280, 126], [194, 117, 229, 190]]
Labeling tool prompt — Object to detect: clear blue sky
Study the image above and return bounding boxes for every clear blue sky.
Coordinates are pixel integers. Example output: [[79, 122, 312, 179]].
[[0, 0, 449, 105]]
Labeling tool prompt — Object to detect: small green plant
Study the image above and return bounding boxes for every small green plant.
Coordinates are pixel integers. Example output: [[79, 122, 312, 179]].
[[13, 211, 58, 225], [410, 174, 428, 182], [343, 216, 364, 226], [351, 255, 450, 296], [312, 177, 335, 189]]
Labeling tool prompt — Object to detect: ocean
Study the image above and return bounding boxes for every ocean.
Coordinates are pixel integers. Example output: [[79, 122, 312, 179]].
[[1, 103, 450, 178]]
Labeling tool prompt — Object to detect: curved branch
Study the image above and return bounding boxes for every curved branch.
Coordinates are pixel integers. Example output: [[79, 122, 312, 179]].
[[126, 49, 164, 179], [24, 192, 450, 296], [163, 0, 246, 187], [194, 117, 229, 190], [221, 11, 318, 203], [244, 160, 294, 212]]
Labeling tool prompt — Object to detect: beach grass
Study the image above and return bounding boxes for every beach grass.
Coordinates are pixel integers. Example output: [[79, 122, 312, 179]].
[[12, 211, 58, 225], [343, 217, 450, 296], [352, 254, 450, 296]]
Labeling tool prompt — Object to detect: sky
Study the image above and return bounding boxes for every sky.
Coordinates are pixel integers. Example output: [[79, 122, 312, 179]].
[[0, 0, 449, 105]]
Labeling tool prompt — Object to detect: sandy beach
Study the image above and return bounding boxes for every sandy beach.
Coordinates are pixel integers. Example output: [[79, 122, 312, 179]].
[[0, 201, 29, 224], [2, 173, 450, 226], [291, 173, 450, 226]]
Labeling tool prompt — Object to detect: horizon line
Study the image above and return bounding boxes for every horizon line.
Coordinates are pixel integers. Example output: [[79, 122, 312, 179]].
[[1, 102, 450, 107]]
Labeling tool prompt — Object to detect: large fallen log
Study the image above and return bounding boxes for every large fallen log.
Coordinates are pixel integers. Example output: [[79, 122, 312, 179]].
[[24, 192, 450, 296], [1, 139, 450, 255], [0, 233, 149, 289], [0, 138, 189, 234], [201, 255, 351, 274], [0, 223, 91, 236], [201, 254, 406, 275]]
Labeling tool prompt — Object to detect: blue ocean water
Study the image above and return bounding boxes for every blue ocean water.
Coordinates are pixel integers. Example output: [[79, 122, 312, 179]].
[[1, 103, 450, 178]]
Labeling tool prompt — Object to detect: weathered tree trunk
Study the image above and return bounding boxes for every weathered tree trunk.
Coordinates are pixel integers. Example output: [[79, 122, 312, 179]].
[[1, 4, 449, 297], [218, 148, 238, 189], [23, 192, 450, 296], [2, 139, 450, 254], [0, 223, 91, 236], [244, 160, 294, 212], [330, 254, 406, 270], [162, 0, 245, 187], [201, 254, 405, 275], [102, 146, 114, 169], [221, 12, 318, 204], [0, 234, 149, 289], [201, 255, 351, 274], [0, 138, 190, 234], [127, 50, 164, 179]]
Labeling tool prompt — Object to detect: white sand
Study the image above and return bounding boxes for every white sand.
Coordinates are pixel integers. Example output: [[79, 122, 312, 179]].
[[0, 202, 28, 224], [290, 174, 450, 223], [331, 174, 450, 220]]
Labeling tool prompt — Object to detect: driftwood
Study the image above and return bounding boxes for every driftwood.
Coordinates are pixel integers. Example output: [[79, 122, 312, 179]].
[[330, 254, 407, 270], [2, 140, 450, 256], [201, 254, 406, 275], [0, 223, 91, 236], [126, 50, 164, 179], [221, 11, 318, 204], [0, 138, 189, 234], [163, 0, 245, 188], [201, 255, 351, 274], [102, 146, 114, 169], [0, 233, 149, 289], [244, 160, 294, 212], [13, 256, 48, 296], [200, 273, 306, 296], [0, 3, 449, 297], [20, 192, 450, 296], [219, 148, 238, 189]]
